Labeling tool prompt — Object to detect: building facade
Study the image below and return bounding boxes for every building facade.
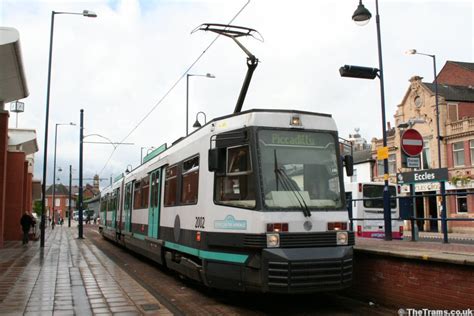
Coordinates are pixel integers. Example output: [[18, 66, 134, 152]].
[[372, 61, 474, 233]]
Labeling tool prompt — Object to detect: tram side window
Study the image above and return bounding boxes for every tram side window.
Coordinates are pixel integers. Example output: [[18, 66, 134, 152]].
[[141, 176, 150, 209], [164, 165, 178, 207], [215, 145, 256, 209], [133, 181, 141, 209], [181, 156, 199, 205]]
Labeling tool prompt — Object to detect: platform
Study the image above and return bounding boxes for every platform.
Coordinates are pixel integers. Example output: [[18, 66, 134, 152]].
[[0, 225, 171, 315]]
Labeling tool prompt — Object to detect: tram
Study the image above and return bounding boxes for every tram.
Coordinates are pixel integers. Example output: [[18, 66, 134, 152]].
[[100, 23, 354, 293], [99, 109, 355, 293]]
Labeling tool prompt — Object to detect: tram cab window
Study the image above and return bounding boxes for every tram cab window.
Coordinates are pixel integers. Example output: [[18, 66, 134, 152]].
[[215, 145, 256, 209]]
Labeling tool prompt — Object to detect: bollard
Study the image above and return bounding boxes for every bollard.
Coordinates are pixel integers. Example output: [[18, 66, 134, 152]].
[[410, 217, 419, 241]]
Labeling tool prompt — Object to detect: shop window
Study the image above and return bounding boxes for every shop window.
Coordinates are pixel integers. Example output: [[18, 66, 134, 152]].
[[456, 190, 468, 213], [181, 156, 199, 205]]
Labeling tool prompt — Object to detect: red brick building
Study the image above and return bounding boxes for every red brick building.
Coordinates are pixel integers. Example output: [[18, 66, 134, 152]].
[[372, 60, 474, 233], [45, 184, 71, 224], [0, 28, 34, 247]]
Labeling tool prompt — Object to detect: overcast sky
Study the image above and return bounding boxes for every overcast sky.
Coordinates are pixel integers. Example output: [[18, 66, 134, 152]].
[[2, 0, 473, 188]]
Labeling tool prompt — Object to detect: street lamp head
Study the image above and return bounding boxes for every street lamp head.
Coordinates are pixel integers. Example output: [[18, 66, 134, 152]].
[[82, 10, 97, 18], [206, 73, 215, 78], [193, 111, 207, 129], [352, 0, 372, 26], [406, 49, 417, 55], [339, 64, 379, 80], [192, 120, 202, 128]]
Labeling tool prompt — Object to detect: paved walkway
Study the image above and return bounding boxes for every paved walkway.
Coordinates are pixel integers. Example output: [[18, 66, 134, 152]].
[[0, 226, 171, 315], [355, 235, 474, 265]]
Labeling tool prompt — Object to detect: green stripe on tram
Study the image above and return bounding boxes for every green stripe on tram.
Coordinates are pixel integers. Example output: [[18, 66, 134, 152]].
[[133, 233, 146, 240], [164, 241, 248, 264]]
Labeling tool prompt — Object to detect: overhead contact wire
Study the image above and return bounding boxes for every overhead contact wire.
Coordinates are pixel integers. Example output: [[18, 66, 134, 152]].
[[98, 0, 251, 176]]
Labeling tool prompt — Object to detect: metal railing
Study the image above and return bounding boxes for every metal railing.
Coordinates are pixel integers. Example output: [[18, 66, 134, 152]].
[[347, 192, 474, 243]]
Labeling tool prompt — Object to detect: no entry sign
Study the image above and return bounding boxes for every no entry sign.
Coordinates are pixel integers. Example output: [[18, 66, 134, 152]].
[[401, 128, 423, 156]]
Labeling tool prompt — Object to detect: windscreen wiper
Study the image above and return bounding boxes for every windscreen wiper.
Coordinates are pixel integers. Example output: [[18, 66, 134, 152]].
[[273, 150, 311, 217]]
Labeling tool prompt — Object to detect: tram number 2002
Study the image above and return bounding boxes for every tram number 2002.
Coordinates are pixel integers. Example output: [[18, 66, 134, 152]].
[[195, 217, 205, 229]]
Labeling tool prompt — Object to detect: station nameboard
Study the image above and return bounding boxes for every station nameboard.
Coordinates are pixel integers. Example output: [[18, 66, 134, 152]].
[[397, 168, 448, 184]]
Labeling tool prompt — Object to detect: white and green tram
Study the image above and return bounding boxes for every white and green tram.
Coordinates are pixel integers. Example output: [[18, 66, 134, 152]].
[[99, 109, 354, 293]]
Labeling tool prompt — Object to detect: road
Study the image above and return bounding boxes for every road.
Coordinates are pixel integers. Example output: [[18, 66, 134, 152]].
[[85, 225, 396, 315]]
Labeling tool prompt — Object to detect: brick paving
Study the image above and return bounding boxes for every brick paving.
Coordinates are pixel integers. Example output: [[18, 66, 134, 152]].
[[0, 226, 171, 315]]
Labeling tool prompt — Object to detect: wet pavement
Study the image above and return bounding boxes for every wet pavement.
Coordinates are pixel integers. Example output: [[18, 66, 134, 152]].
[[0, 225, 171, 315]]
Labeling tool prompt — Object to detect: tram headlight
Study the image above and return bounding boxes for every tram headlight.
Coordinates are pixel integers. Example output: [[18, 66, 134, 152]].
[[266, 233, 280, 248], [336, 231, 348, 245]]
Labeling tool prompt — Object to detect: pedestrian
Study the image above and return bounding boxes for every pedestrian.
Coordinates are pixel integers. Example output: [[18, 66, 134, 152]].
[[20, 211, 34, 245]]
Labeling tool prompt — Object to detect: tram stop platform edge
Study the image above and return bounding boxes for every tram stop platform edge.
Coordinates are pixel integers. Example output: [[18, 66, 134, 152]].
[[355, 235, 474, 266]]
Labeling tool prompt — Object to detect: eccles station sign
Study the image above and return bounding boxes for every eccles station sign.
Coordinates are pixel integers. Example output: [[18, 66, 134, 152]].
[[397, 168, 449, 185]]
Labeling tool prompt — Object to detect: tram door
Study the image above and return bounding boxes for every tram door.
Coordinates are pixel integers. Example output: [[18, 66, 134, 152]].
[[124, 182, 133, 232], [148, 169, 161, 239]]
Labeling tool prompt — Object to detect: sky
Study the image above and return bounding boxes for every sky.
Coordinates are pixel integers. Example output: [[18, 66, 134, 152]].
[[1, 0, 473, 188]]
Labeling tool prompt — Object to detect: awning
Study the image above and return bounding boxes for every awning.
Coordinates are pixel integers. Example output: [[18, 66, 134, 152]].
[[8, 128, 38, 155], [0, 27, 29, 103]]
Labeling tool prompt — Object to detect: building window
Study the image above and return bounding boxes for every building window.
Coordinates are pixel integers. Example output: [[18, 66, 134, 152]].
[[377, 160, 383, 177], [181, 156, 199, 205], [422, 140, 431, 169], [453, 142, 465, 167], [164, 165, 178, 207], [456, 190, 468, 213], [470, 140, 474, 166], [55, 198, 60, 207], [389, 154, 396, 175]]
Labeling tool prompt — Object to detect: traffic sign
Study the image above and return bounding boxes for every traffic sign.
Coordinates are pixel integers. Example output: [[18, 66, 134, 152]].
[[401, 128, 423, 156]]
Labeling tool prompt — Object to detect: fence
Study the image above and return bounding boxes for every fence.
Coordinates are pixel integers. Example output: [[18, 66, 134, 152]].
[[347, 191, 474, 243]]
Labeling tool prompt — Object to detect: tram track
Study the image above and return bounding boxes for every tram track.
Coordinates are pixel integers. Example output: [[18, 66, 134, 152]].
[[85, 226, 396, 315]]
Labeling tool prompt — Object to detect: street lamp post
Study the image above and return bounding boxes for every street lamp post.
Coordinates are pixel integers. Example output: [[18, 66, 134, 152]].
[[78, 109, 84, 238], [40, 9, 97, 247], [186, 73, 215, 136], [192, 111, 207, 128], [140, 147, 146, 164], [52, 122, 75, 228], [68, 164, 72, 228], [407, 49, 448, 243], [350, 0, 392, 240]]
